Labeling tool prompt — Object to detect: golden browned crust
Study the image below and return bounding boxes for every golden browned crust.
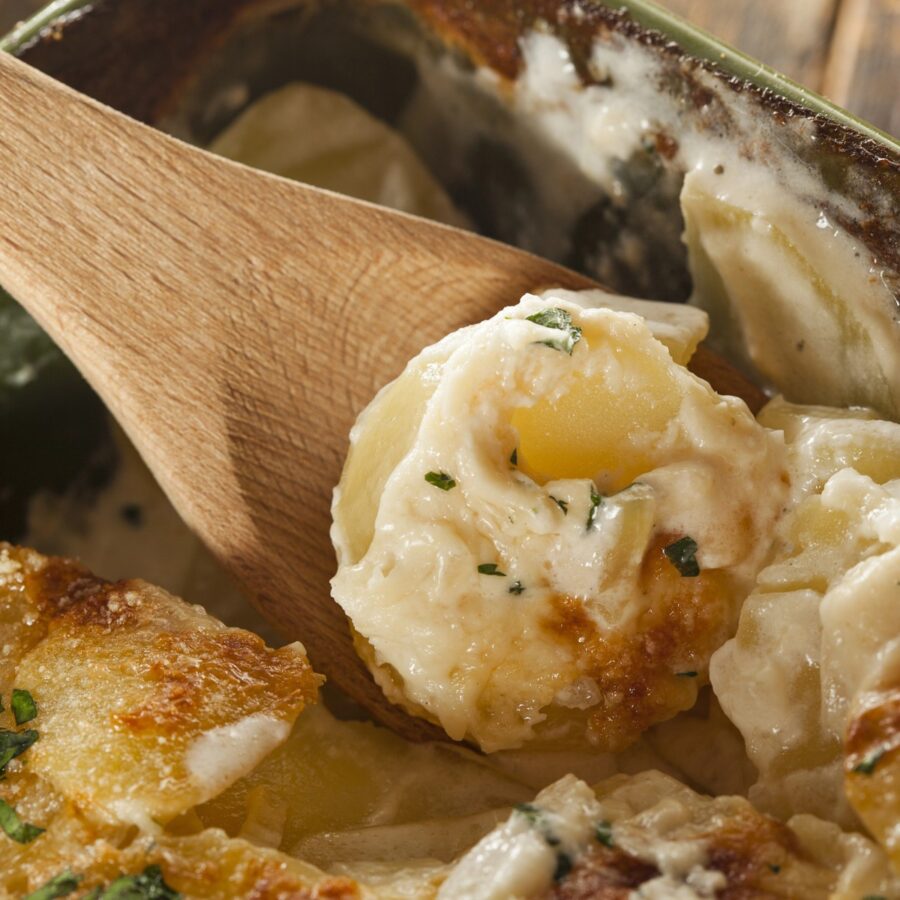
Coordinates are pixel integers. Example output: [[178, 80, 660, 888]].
[[845, 687, 900, 869], [538, 845, 659, 899], [114, 628, 315, 737], [542, 799, 836, 899], [0, 542, 346, 897], [0, 542, 320, 828], [3, 815, 362, 899], [541, 534, 735, 751]]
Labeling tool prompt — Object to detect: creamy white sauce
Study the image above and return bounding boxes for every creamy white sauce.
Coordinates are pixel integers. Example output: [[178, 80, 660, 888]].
[[332, 293, 786, 751], [438, 775, 605, 900], [711, 401, 900, 826], [512, 32, 898, 419], [186, 713, 290, 800]]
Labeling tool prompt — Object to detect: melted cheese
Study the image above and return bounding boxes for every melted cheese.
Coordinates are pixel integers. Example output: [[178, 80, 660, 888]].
[[683, 169, 899, 419], [185, 714, 291, 800], [439, 775, 605, 899], [710, 400, 900, 836], [507, 30, 898, 419], [442, 770, 900, 899], [537, 288, 709, 366], [332, 293, 787, 751], [0, 544, 318, 829]]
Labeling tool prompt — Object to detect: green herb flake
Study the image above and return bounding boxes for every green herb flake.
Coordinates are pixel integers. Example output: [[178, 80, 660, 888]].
[[663, 536, 700, 577], [586, 484, 602, 531], [514, 802, 541, 824], [510, 448, 518, 466], [424, 471, 456, 492], [12, 689, 37, 725], [23, 870, 83, 900], [853, 748, 886, 776], [478, 563, 506, 577], [526, 308, 582, 356], [862, 895, 888, 900], [550, 495, 568, 515], [509, 581, 526, 595], [97, 865, 180, 899], [676, 671, 698, 678], [553, 852, 573, 883], [0, 796, 44, 843], [596, 820, 614, 848], [768, 864, 781, 874], [0, 727, 38, 771]]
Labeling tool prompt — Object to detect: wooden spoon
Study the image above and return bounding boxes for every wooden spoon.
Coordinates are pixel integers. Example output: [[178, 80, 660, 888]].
[[0, 53, 764, 740]]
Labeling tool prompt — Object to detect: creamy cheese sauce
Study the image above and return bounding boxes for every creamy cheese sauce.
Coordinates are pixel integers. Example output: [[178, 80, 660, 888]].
[[332, 292, 787, 751], [186, 713, 291, 799], [438, 775, 605, 899], [509, 32, 899, 418], [711, 401, 900, 826]]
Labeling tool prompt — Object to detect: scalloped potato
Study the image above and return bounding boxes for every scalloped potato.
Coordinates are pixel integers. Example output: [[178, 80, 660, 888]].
[[443, 771, 899, 899], [331, 292, 787, 752], [710, 400, 900, 851]]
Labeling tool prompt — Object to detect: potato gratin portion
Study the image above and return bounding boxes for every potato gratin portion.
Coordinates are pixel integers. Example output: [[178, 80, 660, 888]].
[[711, 399, 900, 860], [331, 292, 788, 752], [3, 544, 898, 899]]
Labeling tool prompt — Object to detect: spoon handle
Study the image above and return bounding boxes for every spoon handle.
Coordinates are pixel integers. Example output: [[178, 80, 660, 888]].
[[0, 52, 590, 737]]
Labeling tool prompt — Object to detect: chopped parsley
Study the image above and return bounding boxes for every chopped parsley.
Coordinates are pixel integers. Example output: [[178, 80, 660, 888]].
[[0, 796, 44, 843], [478, 563, 506, 576], [586, 484, 602, 531], [526, 307, 582, 355], [509, 581, 526, 595], [676, 671, 698, 678], [550, 495, 568, 515], [0, 727, 38, 772], [595, 820, 614, 848], [663, 536, 700, 577], [93, 865, 180, 899], [514, 802, 541, 824], [510, 448, 518, 466], [424, 471, 456, 491], [23, 870, 82, 900], [853, 747, 886, 776], [516, 803, 571, 882], [768, 864, 781, 874], [12, 689, 37, 725]]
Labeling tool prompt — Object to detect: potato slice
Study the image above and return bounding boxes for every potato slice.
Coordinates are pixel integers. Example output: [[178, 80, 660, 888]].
[[210, 82, 467, 228], [0, 545, 317, 830], [711, 400, 900, 845], [682, 169, 900, 419]]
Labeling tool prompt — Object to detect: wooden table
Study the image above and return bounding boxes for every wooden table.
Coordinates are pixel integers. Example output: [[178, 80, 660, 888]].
[[0, 0, 896, 135], [661, 0, 898, 138]]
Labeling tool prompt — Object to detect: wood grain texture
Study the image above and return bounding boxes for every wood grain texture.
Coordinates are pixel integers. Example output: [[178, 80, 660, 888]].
[[659, 0, 840, 89], [822, 0, 900, 138], [0, 50, 591, 740], [647, 0, 897, 136]]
